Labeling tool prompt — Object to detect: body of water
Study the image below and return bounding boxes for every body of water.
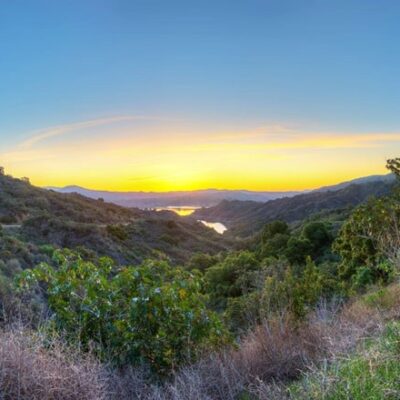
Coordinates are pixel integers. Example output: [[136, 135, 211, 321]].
[[199, 220, 227, 234], [154, 206, 227, 234], [155, 206, 200, 216]]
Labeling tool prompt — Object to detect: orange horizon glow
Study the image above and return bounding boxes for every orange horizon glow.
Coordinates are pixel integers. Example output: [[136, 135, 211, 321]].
[[1, 118, 397, 192]]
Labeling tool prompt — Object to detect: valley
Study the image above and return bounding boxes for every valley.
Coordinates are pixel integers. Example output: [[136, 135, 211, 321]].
[[2, 3, 398, 398], [1, 163, 399, 400]]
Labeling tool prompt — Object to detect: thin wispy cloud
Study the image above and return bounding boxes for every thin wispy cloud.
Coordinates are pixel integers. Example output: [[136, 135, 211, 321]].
[[17, 115, 400, 154], [19, 115, 165, 149], [5, 118, 400, 192]]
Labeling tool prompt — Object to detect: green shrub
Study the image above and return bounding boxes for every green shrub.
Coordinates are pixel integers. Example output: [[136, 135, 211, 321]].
[[205, 251, 261, 310], [262, 258, 324, 319], [38, 244, 56, 257], [333, 194, 400, 288], [16, 250, 228, 374], [187, 252, 218, 272], [106, 224, 128, 241], [285, 237, 312, 265]]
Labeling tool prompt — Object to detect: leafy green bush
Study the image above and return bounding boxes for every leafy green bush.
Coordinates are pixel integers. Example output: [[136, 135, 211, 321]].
[[262, 258, 324, 319], [17, 250, 228, 374], [106, 224, 128, 241], [333, 194, 399, 288], [187, 252, 218, 272], [260, 221, 290, 258], [285, 237, 312, 265], [205, 251, 261, 310]]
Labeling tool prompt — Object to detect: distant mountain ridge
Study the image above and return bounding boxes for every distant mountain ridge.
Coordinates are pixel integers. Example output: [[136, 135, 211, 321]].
[[193, 176, 396, 237], [315, 173, 395, 192], [46, 186, 302, 208], [0, 174, 232, 265], [46, 173, 394, 209]]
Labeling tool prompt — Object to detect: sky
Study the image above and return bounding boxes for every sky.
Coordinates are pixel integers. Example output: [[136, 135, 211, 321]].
[[1, 0, 400, 191]]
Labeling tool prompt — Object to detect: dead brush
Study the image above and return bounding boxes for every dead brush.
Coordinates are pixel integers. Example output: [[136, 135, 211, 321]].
[[156, 314, 327, 400], [0, 327, 108, 400], [234, 315, 326, 382]]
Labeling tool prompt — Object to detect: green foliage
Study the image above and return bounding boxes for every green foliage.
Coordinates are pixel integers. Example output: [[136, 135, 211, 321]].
[[333, 194, 399, 287], [260, 221, 290, 258], [290, 322, 400, 399], [262, 258, 324, 319], [38, 244, 56, 257], [106, 224, 128, 241], [259, 220, 334, 265], [285, 237, 312, 265], [224, 291, 262, 332], [204, 251, 261, 310], [302, 221, 332, 254], [16, 250, 227, 374], [386, 157, 400, 177], [351, 265, 374, 289], [187, 252, 218, 272], [261, 220, 289, 241]]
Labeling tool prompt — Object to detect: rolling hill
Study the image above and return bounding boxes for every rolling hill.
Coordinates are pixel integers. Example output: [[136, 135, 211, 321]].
[[193, 179, 396, 237], [0, 174, 232, 266]]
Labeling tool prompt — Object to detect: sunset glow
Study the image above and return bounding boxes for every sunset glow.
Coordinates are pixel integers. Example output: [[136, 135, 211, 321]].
[[1, 1, 399, 191], [1, 118, 397, 191]]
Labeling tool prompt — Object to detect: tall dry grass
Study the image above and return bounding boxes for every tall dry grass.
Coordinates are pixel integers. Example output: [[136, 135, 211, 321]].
[[2, 285, 399, 400], [109, 315, 326, 400], [0, 328, 108, 400]]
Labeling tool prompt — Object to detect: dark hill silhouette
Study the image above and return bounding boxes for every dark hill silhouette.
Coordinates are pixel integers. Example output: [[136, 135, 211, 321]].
[[193, 180, 395, 237]]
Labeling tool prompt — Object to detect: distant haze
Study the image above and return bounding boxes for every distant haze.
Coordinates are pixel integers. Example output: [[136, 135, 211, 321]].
[[47, 173, 394, 209]]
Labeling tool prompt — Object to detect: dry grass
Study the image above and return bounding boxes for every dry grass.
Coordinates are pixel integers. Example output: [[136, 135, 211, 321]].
[[3, 285, 400, 400], [146, 316, 326, 400], [0, 328, 108, 400], [165, 285, 400, 400], [319, 284, 400, 360]]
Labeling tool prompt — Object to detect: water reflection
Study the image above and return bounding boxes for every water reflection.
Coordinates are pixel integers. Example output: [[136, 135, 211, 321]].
[[199, 220, 227, 234], [155, 206, 199, 216], [154, 206, 227, 234]]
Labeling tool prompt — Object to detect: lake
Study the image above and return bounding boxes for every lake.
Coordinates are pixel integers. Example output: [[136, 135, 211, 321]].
[[155, 206, 200, 216], [198, 220, 227, 234], [155, 206, 227, 234]]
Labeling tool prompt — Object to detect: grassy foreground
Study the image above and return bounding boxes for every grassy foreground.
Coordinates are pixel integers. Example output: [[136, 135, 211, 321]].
[[289, 321, 400, 399], [1, 283, 400, 399]]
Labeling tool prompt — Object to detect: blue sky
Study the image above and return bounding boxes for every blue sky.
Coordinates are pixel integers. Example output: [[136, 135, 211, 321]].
[[1, 1, 400, 190]]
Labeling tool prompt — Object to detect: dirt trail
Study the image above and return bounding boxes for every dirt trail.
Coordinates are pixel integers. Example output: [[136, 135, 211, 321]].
[[1, 224, 22, 229]]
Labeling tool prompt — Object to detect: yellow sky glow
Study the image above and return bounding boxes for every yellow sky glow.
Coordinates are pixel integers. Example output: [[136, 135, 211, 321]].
[[1, 119, 398, 192]]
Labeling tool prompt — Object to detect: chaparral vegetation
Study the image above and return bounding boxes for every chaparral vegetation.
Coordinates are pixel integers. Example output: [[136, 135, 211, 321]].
[[0, 159, 398, 399]]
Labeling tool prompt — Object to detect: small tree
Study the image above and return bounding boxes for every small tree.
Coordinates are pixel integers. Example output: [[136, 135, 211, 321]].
[[386, 158, 400, 177], [333, 195, 399, 286]]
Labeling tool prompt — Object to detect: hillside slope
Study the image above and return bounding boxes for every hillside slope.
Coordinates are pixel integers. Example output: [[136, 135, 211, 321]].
[[0, 174, 232, 265], [193, 180, 395, 237]]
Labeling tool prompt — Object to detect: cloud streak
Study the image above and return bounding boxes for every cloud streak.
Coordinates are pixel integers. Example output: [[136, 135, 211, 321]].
[[5, 117, 400, 192], [19, 115, 154, 149]]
